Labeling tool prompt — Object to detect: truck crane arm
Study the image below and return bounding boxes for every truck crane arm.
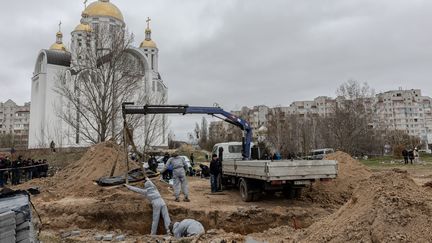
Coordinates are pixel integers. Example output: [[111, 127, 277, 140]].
[[122, 103, 253, 160]]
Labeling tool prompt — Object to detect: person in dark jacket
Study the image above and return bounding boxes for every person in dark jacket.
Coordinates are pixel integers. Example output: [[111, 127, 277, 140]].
[[148, 156, 158, 173], [3, 157, 11, 185], [41, 159, 49, 177], [408, 149, 414, 164], [209, 154, 221, 193], [50, 140, 56, 152], [190, 153, 195, 167], [199, 164, 210, 178], [402, 149, 408, 164], [0, 158, 5, 187], [162, 153, 172, 180], [11, 156, 23, 185]]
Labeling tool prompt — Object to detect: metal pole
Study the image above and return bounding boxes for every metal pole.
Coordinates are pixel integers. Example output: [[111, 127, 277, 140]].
[[123, 119, 129, 184]]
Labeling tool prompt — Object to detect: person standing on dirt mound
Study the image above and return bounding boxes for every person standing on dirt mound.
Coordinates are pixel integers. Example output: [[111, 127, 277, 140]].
[[402, 148, 408, 164], [161, 153, 190, 202], [414, 147, 420, 163], [408, 149, 414, 164], [124, 178, 171, 235]]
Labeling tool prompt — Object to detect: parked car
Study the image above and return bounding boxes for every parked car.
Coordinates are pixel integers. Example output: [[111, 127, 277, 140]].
[[310, 148, 335, 160], [419, 149, 432, 154], [143, 155, 192, 174]]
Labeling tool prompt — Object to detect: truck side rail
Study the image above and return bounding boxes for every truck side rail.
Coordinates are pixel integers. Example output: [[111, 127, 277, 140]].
[[222, 160, 338, 182]]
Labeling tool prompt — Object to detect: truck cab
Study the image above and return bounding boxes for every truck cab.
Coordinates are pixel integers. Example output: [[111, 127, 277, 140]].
[[212, 142, 254, 161]]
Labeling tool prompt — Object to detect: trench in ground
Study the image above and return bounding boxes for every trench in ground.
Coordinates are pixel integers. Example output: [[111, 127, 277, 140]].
[[39, 199, 324, 235]]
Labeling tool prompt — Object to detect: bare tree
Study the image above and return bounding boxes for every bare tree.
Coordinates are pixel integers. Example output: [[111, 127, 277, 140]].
[[0, 134, 14, 148], [138, 93, 168, 155], [55, 25, 145, 145], [208, 121, 228, 149], [265, 108, 299, 157], [322, 80, 376, 155], [198, 117, 209, 149], [384, 130, 420, 156]]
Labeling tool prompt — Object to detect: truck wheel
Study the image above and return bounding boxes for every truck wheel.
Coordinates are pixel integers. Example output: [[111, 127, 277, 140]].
[[294, 188, 302, 198], [266, 191, 275, 197], [252, 192, 261, 201], [283, 188, 295, 199], [239, 178, 253, 202]]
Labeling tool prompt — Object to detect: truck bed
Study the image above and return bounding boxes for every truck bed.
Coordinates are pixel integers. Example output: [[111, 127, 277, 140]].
[[222, 159, 338, 181]]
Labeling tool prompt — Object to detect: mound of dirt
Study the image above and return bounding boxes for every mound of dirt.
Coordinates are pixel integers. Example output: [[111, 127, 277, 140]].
[[296, 170, 432, 242], [247, 225, 297, 242], [423, 180, 432, 188], [303, 151, 372, 206], [28, 141, 139, 197]]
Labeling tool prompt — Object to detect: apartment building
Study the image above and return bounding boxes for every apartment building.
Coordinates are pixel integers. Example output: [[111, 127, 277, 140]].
[[0, 100, 31, 148], [224, 88, 432, 146], [373, 89, 432, 143]]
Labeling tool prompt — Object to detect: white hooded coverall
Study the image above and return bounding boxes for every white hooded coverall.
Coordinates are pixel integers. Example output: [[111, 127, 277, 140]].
[[162, 156, 189, 199], [173, 219, 205, 238], [125, 180, 171, 235]]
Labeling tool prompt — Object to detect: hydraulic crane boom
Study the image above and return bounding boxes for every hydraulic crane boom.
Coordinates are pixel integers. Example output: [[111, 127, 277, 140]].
[[122, 103, 253, 160]]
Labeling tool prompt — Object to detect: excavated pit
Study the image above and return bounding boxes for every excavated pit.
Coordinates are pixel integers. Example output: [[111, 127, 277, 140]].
[[20, 143, 428, 242], [35, 192, 325, 235]]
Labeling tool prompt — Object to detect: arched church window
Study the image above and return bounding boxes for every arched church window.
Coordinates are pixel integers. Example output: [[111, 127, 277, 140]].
[[34, 53, 45, 75]]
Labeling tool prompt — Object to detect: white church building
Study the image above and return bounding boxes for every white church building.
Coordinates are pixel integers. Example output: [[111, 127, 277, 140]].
[[29, 0, 168, 148]]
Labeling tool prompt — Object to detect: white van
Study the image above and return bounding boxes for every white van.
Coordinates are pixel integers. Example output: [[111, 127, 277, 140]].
[[310, 148, 334, 160], [212, 142, 253, 161]]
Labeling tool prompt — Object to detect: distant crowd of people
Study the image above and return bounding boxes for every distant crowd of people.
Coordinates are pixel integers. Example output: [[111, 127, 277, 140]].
[[401, 148, 420, 164], [0, 155, 49, 187]]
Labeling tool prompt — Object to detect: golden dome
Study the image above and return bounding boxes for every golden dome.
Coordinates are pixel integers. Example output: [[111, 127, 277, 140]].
[[50, 29, 67, 51], [140, 39, 157, 48], [74, 23, 93, 32], [84, 0, 124, 22], [49, 43, 67, 51]]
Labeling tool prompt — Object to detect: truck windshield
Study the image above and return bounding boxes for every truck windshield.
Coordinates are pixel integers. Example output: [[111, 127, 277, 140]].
[[228, 145, 242, 153]]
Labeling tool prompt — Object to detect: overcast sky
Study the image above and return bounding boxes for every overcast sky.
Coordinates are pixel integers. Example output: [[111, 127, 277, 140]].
[[1, 0, 431, 140]]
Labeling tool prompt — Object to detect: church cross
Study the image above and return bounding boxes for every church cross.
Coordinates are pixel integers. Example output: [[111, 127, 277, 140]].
[[146, 17, 151, 29], [58, 21, 62, 32]]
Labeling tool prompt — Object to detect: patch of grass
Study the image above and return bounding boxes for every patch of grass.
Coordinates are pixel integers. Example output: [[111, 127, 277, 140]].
[[360, 156, 396, 167], [360, 153, 432, 169]]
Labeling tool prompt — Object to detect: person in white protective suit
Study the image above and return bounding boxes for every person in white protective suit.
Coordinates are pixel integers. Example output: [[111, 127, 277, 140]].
[[172, 219, 205, 238], [160, 153, 190, 202], [125, 178, 171, 235]]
